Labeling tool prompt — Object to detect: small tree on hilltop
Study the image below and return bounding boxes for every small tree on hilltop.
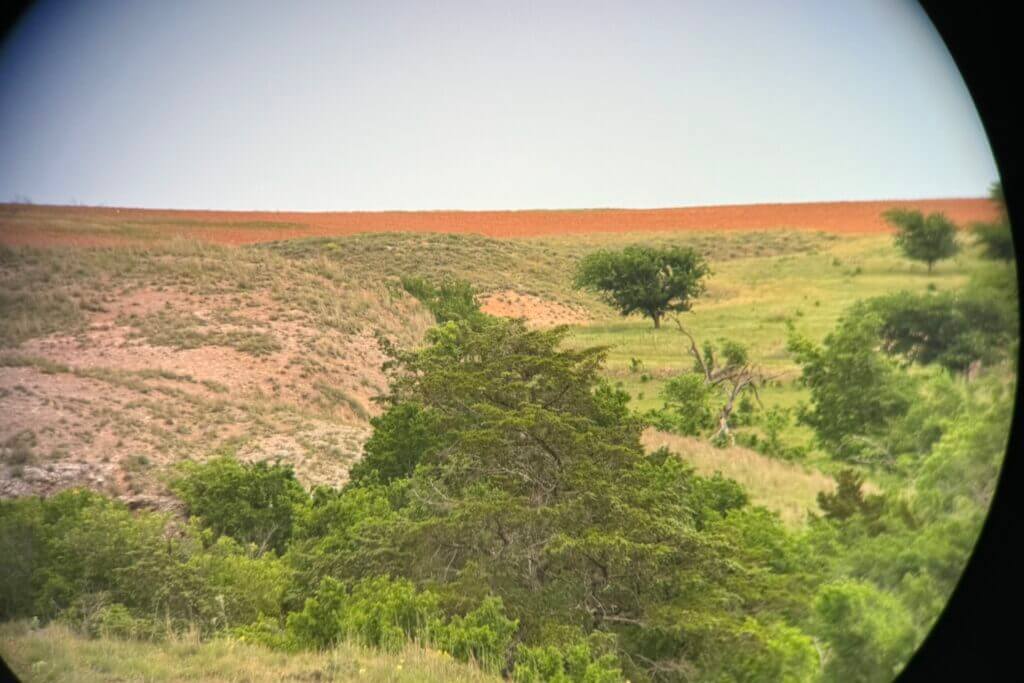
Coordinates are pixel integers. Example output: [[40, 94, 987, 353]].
[[883, 208, 960, 273], [573, 245, 709, 328]]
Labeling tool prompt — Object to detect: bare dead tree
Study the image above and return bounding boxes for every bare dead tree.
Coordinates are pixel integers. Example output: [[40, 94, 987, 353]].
[[671, 314, 787, 445]]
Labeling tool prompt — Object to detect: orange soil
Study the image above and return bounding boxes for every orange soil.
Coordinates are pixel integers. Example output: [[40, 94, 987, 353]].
[[0, 198, 998, 247]]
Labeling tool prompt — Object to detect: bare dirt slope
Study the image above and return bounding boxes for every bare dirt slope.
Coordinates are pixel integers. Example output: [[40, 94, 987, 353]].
[[0, 271, 435, 507], [0, 197, 996, 247]]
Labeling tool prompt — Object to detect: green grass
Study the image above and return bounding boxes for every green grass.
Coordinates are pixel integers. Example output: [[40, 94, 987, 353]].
[[0, 622, 499, 683]]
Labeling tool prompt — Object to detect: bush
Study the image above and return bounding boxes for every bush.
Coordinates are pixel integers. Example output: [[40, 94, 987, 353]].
[[0, 489, 292, 636], [659, 373, 715, 435], [788, 315, 917, 459], [814, 579, 917, 682], [432, 596, 518, 673], [401, 276, 484, 324], [171, 457, 309, 555], [513, 639, 623, 682], [286, 576, 441, 653]]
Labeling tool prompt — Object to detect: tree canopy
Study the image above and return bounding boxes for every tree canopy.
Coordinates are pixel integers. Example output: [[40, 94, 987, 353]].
[[573, 246, 709, 328], [863, 285, 1016, 375], [787, 315, 917, 463], [971, 181, 1015, 261], [883, 209, 960, 273]]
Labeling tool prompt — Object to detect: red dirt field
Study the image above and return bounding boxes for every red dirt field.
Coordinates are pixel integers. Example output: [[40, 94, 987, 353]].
[[0, 197, 998, 247]]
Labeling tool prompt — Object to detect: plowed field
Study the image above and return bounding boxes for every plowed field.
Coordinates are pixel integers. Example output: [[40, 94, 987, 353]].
[[0, 197, 997, 247]]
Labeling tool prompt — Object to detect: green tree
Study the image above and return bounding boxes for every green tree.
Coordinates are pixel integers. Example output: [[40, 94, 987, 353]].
[[865, 287, 1015, 376], [971, 181, 1015, 261], [171, 457, 309, 555], [788, 316, 916, 463], [573, 246, 709, 328], [813, 579, 917, 682], [658, 373, 715, 435], [883, 209, 960, 273], [323, 316, 819, 680]]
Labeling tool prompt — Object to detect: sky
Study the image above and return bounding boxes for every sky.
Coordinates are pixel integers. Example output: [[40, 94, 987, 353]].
[[0, 0, 1001, 211]]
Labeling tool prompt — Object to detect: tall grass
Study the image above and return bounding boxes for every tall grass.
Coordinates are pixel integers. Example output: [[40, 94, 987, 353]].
[[642, 429, 836, 526], [0, 622, 499, 683]]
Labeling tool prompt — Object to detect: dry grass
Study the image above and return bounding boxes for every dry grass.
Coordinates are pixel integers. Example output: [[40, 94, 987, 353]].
[[0, 622, 499, 683], [642, 429, 837, 526]]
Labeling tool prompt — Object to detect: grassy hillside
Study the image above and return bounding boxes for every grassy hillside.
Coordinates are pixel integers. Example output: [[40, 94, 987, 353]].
[[0, 226, 1001, 516]]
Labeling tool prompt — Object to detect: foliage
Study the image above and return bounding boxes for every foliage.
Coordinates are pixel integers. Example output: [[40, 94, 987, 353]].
[[348, 402, 447, 486], [883, 209, 960, 273], [573, 246, 709, 328], [658, 373, 715, 435], [813, 579, 917, 682], [817, 470, 885, 524], [401, 275, 484, 324], [513, 638, 624, 682], [970, 181, 1015, 261], [286, 576, 441, 653], [0, 490, 292, 636], [864, 288, 1015, 375], [431, 596, 519, 673], [314, 316, 828, 680], [787, 315, 917, 463], [171, 457, 309, 555]]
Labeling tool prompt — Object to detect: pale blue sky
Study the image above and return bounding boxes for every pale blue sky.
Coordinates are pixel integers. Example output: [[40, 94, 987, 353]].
[[0, 0, 1000, 211]]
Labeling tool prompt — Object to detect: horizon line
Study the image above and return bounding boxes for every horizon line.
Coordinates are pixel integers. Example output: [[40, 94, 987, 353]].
[[0, 195, 993, 215]]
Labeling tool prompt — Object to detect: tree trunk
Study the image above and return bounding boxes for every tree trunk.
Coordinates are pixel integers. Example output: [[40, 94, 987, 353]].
[[928, 261, 934, 274], [652, 313, 661, 329]]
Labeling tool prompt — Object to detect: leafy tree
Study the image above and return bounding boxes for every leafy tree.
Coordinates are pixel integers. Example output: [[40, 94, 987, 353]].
[[658, 372, 715, 435], [813, 579, 917, 682], [971, 181, 1015, 261], [171, 457, 309, 555], [883, 209, 960, 273], [347, 401, 447, 486], [324, 316, 820, 679], [573, 246, 709, 328], [865, 290, 1013, 376], [788, 315, 917, 463]]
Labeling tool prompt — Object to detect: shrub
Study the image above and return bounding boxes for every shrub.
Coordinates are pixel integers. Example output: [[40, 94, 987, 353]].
[[286, 576, 441, 653], [813, 579, 917, 682], [431, 596, 518, 673], [659, 373, 715, 435], [171, 457, 309, 555], [513, 639, 623, 682]]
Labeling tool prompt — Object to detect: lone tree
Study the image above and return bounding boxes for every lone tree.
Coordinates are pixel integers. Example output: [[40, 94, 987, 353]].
[[883, 208, 959, 273], [971, 181, 1015, 261], [573, 245, 709, 328]]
